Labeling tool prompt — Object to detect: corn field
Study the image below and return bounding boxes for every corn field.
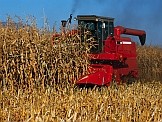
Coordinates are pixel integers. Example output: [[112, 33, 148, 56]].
[[0, 19, 162, 122], [137, 46, 162, 80]]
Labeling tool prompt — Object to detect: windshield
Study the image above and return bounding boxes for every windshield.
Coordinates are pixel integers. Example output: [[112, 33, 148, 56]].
[[78, 20, 114, 53], [79, 21, 96, 31], [78, 20, 99, 53]]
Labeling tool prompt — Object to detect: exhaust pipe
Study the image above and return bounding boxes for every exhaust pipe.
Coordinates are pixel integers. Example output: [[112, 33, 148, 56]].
[[61, 14, 73, 28]]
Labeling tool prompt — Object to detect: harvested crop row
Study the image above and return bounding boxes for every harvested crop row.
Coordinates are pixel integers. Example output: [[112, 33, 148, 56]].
[[0, 82, 162, 121]]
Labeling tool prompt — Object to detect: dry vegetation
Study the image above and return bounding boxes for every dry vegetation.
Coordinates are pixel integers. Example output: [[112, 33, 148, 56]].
[[0, 19, 162, 122], [137, 46, 162, 81]]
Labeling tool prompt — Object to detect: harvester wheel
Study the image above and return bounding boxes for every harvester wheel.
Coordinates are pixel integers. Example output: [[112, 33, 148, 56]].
[[127, 77, 136, 84], [121, 75, 136, 85], [121, 76, 128, 84]]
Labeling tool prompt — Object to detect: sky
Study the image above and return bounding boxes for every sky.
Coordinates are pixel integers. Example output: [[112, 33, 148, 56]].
[[0, 0, 162, 45]]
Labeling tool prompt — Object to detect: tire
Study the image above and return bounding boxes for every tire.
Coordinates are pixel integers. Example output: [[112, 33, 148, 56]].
[[127, 77, 136, 84], [121, 75, 136, 85]]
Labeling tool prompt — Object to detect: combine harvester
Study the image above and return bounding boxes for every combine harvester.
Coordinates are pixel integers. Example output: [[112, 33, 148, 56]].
[[53, 15, 146, 86]]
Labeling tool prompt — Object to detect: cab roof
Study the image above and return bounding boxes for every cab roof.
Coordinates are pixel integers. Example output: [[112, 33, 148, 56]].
[[77, 15, 114, 22]]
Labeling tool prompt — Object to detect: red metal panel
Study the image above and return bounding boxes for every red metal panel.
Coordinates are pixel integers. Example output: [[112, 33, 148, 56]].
[[76, 65, 113, 86]]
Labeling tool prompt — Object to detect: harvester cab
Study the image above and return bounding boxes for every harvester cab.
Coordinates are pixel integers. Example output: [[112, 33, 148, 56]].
[[75, 15, 146, 86], [77, 15, 114, 53]]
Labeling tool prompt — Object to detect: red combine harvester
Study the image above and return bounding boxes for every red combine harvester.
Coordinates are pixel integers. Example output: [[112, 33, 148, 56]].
[[54, 15, 146, 86]]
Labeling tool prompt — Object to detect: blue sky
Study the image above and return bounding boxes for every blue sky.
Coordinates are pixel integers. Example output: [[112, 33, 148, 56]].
[[0, 0, 162, 45]]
